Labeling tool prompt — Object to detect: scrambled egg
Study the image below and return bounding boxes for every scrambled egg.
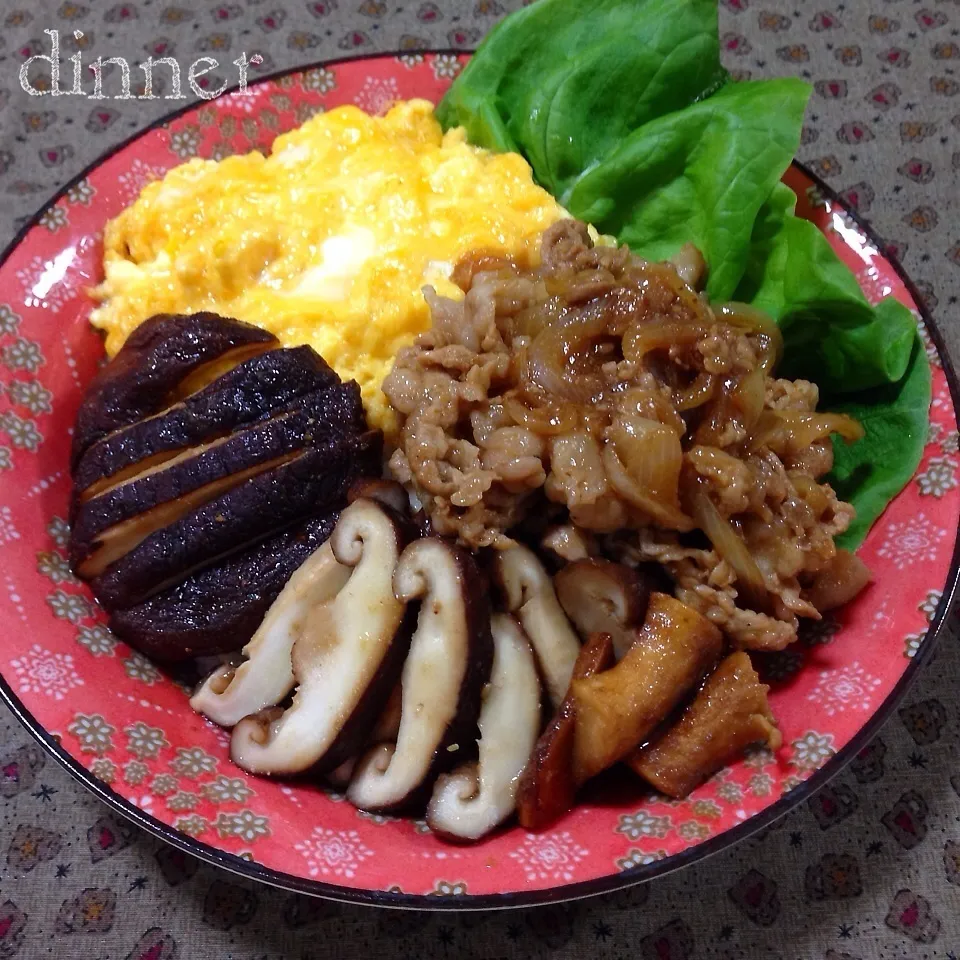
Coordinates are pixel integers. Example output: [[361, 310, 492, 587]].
[[91, 99, 567, 432]]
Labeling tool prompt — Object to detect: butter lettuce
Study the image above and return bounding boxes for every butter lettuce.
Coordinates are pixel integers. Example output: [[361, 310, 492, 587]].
[[437, 0, 929, 548]]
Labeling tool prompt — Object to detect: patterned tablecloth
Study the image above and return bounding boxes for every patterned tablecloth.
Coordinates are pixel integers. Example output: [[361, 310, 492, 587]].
[[1, 1, 958, 957]]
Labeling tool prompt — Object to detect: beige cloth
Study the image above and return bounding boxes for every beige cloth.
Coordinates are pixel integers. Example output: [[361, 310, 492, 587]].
[[0, 1, 958, 957]]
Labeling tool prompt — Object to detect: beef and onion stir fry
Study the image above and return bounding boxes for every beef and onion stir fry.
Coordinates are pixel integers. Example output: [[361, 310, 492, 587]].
[[384, 219, 871, 654]]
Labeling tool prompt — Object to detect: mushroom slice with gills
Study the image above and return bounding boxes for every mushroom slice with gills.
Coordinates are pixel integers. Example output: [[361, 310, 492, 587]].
[[325, 684, 403, 790], [554, 559, 651, 660], [493, 543, 581, 708], [229, 498, 414, 776], [347, 539, 493, 813], [189, 538, 350, 727], [426, 613, 541, 842]]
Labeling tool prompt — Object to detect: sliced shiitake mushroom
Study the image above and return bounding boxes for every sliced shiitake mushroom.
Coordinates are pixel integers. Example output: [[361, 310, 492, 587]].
[[554, 558, 651, 660], [493, 543, 581, 707], [190, 537, 351, 727], [109, 510, 340, 661], [515, 632, 614, 831], [71, 384, 365, 569], [71, 312, 276, 469], [346, 478, 410, 516], [230, 498, 414, 776], [89, 430, 381, 609], [347, 538, 493, 813], [427, 614, 541, 842], [72, 344, 339, 506]]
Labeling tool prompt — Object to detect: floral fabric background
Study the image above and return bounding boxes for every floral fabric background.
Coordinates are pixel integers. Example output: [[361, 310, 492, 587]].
[[0, 1, 958, 958]]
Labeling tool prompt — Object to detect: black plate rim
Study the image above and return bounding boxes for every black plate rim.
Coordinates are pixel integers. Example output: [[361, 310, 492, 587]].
[[0, 49, 957, 912]]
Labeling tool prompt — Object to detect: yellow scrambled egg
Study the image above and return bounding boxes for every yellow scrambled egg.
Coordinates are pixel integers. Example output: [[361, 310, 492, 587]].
[[91, 99, 567, 432]]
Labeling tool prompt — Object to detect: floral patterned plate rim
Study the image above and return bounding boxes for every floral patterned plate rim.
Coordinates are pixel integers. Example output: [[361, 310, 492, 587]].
[[0, 51, 958, 911]]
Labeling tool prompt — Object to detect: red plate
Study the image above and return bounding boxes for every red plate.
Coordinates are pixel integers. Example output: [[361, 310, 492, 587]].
[[0, 53, 957, 908]]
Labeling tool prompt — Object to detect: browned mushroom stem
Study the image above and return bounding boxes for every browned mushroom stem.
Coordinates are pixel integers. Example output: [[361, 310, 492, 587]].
[[347, 538, 493, 813], [516, 632, 615, 831], [493, 543, 581, 707], [571, 593, 723, 783], [554, 558, 651, 660], [189, 539, 350, 727], [426, 614, 541, 842], [627, 652, 781, 798], [229, 498, 414, 776]]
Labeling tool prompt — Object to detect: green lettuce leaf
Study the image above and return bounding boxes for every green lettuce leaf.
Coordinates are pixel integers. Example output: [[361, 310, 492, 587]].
[[437, 0, 930, 546], [735, 183, 916, 395], [564, 79, 810, 302], [829, 335, 931, 549], [436, 0, 728, 200]]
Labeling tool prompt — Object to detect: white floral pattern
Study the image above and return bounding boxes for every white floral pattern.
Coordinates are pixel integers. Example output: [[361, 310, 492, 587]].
[[354, 76, 399, 115], [916, 456, 958, 496], [116, 159, 168, 204], [170, 747, 218, 779], [295, 828, 372, 879], [0, 505, 20, 544], [431, 53, 462, 79], [508, 832, 590, 883], [46, 589, 91, 623], [125, 721, 169, 760], [35, 551, 74, 584], [617, 849, 667, 871], [1, 339, 43, 373], [9, 644, 83, 700], [67, 713, 115, 755], [301, 67, 336, 93], [616, 810, 672, 840], [202, 775, 253, 805], [877, 513, 947, 568], [808, 661, 883, 717], [0, 411, 42, 451], [790, 731, 836, 770], [75, 624, 117, 657], [919, 590, 942, 623], [123, 652, 161, 685], [66, 179, 95, 205], [0, 304, 21, 336], [214, 810, 271, 841]]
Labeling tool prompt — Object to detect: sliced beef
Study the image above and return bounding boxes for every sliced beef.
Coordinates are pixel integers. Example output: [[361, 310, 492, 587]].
[[72, 312, 275, 469], [109, 511, 340, 661]]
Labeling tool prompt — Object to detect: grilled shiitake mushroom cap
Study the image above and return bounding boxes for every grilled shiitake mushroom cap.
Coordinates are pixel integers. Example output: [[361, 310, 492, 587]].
[[69, 313, 383, 661]]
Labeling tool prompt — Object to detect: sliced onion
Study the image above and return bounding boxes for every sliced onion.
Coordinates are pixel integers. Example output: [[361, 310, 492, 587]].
[[603, 417, 694, 531], [673, 372, 716, 412], [622, 321, 709, 366], [685, 477, 768, 610], [750, 410, 864, 455], [524, 309, 608, 403], [667, 243, 707, 290], [504, 392, 579, 436], [733, 366, 766, 436]]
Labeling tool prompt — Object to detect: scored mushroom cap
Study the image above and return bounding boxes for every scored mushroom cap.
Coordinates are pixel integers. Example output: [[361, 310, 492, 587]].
[[189, 537, 351, 727], [492, 543, 581, 708], [554, 558, 651, 660], [426, 613, 541, 842], [346, 537, 493, 814], [229, 497, 415, 777]]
